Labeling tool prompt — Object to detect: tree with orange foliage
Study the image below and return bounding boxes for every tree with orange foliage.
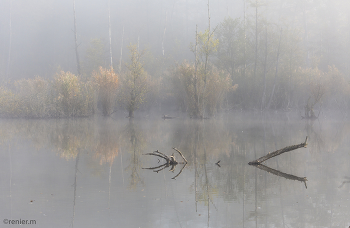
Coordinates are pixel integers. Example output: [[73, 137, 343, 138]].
[[94, 66, 119, 116]]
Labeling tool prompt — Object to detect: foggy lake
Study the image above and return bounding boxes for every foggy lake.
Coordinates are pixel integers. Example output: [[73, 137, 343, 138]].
[[1, 112, 350, 227], [2, 0, 350, 226]]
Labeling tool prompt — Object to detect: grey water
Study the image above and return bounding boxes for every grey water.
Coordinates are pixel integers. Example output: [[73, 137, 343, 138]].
[[1, 112, 350, 228]]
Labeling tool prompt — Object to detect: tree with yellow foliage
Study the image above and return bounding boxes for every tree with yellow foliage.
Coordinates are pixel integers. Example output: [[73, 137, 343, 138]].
[[118, 44, 149, 118]]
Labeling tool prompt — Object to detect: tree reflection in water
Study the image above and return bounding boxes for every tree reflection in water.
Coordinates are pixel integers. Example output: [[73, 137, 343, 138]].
[[120, 119, 146, 190], [1, 114, 350, 227]]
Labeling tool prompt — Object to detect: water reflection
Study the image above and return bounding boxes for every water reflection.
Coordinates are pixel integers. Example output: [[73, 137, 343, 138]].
[[1, 113, 350, 227], [120, 119, 146, 190], [252, 163, 308, 188]]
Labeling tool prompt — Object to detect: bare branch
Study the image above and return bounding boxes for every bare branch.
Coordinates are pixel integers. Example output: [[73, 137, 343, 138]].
[[143, 152, 168, 161], [171, 163, 187, 180], [172, 148, 188, 163]]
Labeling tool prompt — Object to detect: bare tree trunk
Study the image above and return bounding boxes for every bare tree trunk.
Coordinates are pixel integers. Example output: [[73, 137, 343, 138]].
[[6, 0, 13, 80], [119, 26, 124, 74], [108, 0, 113, 67], [162, 12, 167, 56], [194, 25, 200, 118], [205, 0, 211, 75], [261, 26, 268, 110], [186, 0, 189, 43], [266, 27, 282, 109], [202, 0, 211, 118], [73, 0, 81, 75], [243, 0, 246, 78], [302, 3, 310, 67], [251, 0, 258, 108], [254, 0, 258, 78]]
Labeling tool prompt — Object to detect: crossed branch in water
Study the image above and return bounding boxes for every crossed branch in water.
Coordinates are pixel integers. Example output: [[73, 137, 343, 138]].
[[248, 136, 309, 188], [143, 148, 188, 179]]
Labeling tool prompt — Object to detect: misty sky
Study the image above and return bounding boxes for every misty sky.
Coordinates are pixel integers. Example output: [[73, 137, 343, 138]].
[[1, 0, 350, 80]]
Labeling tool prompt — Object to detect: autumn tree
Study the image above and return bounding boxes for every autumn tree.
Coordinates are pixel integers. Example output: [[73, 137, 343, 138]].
[[14, 76, 49, 118], [118, 44, 149, 118], [94, 66, 118, 116], [52, 71, 94, 117]]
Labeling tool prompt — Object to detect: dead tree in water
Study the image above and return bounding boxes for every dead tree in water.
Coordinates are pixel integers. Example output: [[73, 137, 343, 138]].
[[143, 148, 188, 179], [249, 137, 308, 188], [248, 136, 308, 165]]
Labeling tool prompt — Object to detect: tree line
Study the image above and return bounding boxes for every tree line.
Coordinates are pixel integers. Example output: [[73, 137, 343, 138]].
[[1, 14, 350, 118]]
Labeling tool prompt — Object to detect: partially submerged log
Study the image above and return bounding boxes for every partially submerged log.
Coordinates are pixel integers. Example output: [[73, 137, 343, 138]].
[[162, 115, 176, 119], [143, 148, 188, 179], [252, 163, 308, 188], [248, 136, 308, 165]]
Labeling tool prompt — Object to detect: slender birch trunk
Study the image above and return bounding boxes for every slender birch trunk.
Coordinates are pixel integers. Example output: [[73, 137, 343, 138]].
[[254, 0, 258, 78], [202, 0, 211, 118], [194, 25, 200, 117], [261, 26, 268, 110], [6, 0, 13, 80], [108, 0, 113, 67], [119, 26, 124, 74], [266, 27, 282, 109], [162, 12, 167, 56], [243, 0, 246, 78], [73, 0, 81, 75]]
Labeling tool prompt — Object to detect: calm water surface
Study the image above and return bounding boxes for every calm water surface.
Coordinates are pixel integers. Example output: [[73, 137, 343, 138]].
[[1, 112, 350, 227]]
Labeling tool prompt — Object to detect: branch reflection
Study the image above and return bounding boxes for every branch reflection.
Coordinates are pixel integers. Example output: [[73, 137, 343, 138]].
[[251, 163, 308, 188], [143, 162, 187, 180]]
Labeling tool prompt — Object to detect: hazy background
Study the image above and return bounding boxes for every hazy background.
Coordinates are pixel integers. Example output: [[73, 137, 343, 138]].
[[0, 0, 242, 79], [2, 0, 349, 79], [1, 0, 350, 115]]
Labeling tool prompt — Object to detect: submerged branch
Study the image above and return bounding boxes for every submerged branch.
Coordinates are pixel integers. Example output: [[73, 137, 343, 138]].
[[172, 147, 188, 164], [143, 148, 188, 179], [144, 152, 169, 161], [248, 136, 308, 165]]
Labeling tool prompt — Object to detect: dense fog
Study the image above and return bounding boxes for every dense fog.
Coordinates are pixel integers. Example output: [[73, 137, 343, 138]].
[[1, 0, 350, 117], [1, 0, 242, 78]]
